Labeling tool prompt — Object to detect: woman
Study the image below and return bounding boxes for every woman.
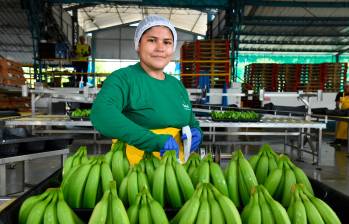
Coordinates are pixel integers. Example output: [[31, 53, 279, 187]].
[[91, 15, 202, 164], [333, 82, 349, 146]]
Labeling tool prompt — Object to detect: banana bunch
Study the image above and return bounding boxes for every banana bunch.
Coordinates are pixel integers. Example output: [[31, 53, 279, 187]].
[[249, 144, 279, 184], [127, 187, 169, 224], [241, 185, 290, 224], [263, 155, 314, 207], [105, 140, 130, 188], [183, 153, 201, 179], [62, 157, 114, 208], [190, 153, 229, 197], [119, 164, 150, 207], [19, 188, 83, 224], [171, 182, 241, 224], [287, 184, 341, 224], [63, 146, 89, 177], [152, 150, 194, 208], [225, 150, 258, 208], [89, 181, 129, 224], [138, 152, 160, 189]]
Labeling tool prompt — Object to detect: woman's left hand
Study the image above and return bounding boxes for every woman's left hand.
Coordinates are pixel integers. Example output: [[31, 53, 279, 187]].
[[182, 127, 202, 152]]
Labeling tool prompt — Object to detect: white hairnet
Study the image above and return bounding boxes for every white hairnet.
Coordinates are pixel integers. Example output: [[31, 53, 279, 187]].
[[134, 15, 177, 52]]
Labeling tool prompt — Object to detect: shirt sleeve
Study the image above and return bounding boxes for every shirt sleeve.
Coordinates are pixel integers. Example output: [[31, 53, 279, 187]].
[[90, 71, 169, 152]]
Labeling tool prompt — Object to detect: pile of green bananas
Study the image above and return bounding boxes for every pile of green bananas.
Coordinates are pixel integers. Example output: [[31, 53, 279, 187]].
[[19, 188, 83, 224], [119, 164, 150, 207], [71, 108, 91, 118], [264, 155, 314, 207], [287, 184, 340, 224], [105, 141, 130, 187], [152, 151, 194, 208], [249, 144, 279, 184], [171, 182, 241, 224], [62, 157, 114, 208], [89, 181, 129, 224], [241, 185, 291, 224], [225, 150, 258, 208], [183, 153, 201, 179], [137, 152, 160, 188], [190, 154, 228, 197], [63, 146, 89, 177], [211, 110, 261, 122], [128, 188, 168, 224]]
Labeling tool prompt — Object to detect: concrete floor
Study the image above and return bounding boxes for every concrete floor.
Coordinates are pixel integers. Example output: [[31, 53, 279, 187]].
[[3, 135, 349, 198]]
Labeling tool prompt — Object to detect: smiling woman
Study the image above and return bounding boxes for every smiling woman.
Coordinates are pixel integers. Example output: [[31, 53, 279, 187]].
[[90, 15, 202, 164]]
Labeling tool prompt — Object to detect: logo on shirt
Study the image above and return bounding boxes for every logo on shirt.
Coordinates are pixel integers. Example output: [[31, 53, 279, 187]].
[[182, 103, 191, 111]]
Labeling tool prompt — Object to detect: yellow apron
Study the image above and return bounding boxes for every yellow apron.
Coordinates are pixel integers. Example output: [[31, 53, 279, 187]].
[[74, 43, 90, 61], [335, 94, 349, 140], [112, 127, 184, 165]]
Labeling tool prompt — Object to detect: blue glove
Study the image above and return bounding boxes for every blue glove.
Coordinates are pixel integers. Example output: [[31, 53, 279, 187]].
[[182, 128, 202, 152], [160, 136, 179, 157]]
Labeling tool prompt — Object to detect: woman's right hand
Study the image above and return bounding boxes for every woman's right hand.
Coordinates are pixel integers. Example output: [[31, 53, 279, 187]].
[[160, 136, 179, 157]]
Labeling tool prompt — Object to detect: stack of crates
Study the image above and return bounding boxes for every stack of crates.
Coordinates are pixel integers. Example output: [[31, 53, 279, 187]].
[[243, 63, 279, 92], [0, 57, 26, 87], [244, 63, 347, 92], [180, 40, 230, 88]]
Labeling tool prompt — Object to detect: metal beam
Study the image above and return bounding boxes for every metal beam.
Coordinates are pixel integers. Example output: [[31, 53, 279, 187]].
[[239, 31, 349, 37], [239, 40, 349, 46], [50, 0, 229, 9], [63, 3, 97, 11], [244, 0, 349, 8], [244, 16, 349, 22], [242, 20, 349, 27], [239, 47, 339, 53]]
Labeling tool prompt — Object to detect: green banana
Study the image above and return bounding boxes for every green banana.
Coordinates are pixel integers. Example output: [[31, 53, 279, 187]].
[[258, 187, 275, 224], [144, 158, 155, 187], [207, 187, 225, 224], [247, 191, 261, 224], [267, 153, 278, 172], [19, 190, 51, 224], [110, 181, 130, 224], [127, 195, 141, 224], [261, 186, 290, 224], [209, 161, 229, 196], [26, 191, 54, 224], [101, 162, 114, 193], [173, 162, 194, 201], [299, 190, 324, 224], [88, 190, 110, 224], [238, 165, 250, 206], [292, 194, 307, 224], [43, 190, 59, 224], [255, 154, 269, 184], [152, 160, 166, 206], [310, 196, 341, 224], [127, 170, 139, 205], [147, 192, 169, 224], [112, 150, 125, 187], [293, 166, 314, 195], [264, 168, 282, 196], [119, 174, 129, 205], [281, 168, 297, 207], [57, 190, 83, 224], [65, 163, 93, 208], [209, 184, 241, 224], [137, 169, 150, 192], [139, 195, 152, 224], [226, 158, 240, 208], [178, 189, 201, 224], [248, 154, 260, 171], [165, 157, 183, 208], [82, 162, 101, 208], [198, 161, 210, 183], [195, 188, 210, 224], [238, 150, 258, 191]]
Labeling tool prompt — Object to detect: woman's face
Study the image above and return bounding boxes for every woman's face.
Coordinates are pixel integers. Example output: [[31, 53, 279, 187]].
[[138, 26, 174, 72]]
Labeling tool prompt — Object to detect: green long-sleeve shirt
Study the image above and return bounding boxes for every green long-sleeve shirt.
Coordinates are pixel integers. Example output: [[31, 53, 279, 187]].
[[90, 62, 201, 152]]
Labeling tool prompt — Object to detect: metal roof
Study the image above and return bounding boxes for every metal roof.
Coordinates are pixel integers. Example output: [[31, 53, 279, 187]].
[[211, 0, 349, 54], [0, 0, 33, 63], [63, 4, 207, 36]]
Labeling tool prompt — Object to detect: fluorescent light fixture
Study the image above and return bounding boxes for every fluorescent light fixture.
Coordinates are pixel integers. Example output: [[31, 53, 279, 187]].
[[129, 22, 139, 27]]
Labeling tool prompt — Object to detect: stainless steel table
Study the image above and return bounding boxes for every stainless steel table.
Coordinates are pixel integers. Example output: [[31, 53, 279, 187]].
[[199, 117, 326, 164], [0, 148, 69, 196]]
